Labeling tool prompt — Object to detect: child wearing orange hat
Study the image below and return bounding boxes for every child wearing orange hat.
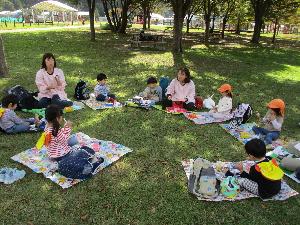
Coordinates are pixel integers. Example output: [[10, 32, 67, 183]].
[[209, 84, 233, 119], [253, 99, 285, 145]]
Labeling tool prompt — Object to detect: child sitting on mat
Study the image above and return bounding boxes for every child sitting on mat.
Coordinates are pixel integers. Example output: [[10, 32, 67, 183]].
[[253, 99, 285, 146], [94, 73, 116, 102], [163, 67, 196, 111], [226, 138, 282, 199], [138, 77, 162, 103], [209, 84, 233, 119], [0, 94, 40, 134], [44, 105, 103, 179]]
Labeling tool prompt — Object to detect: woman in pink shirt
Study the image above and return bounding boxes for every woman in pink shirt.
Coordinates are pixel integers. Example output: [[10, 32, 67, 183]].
[[35, 53, 73, 109], [163, 67, 196, 111]]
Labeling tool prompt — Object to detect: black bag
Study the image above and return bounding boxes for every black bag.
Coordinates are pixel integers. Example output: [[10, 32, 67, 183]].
[[229, 103, 253, 129], [74, 80, 90, 100], [7, 85, 39, 110]]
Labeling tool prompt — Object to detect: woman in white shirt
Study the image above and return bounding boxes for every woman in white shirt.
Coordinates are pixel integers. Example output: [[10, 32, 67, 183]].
[[209, 84, 233, 119]]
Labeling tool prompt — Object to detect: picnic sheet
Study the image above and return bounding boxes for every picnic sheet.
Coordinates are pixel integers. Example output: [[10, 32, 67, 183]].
[[219, 122, 284, 149], [184, 112, 232, 125], [82, 98, 122, 110], [22, 101, 85, 117], [11, 132, 132, 188], [152, 105, 187, 114], [182, 159, 298, 201], [267, 146, 300, 184], [124, 99, 154, 110]]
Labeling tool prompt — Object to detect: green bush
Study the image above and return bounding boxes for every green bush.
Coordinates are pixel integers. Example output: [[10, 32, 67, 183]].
[[100, 22, 111, 30]]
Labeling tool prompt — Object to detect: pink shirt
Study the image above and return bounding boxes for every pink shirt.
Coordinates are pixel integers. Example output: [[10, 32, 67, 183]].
[[166, 79, 196, 103], [35, 68, 68, 100]]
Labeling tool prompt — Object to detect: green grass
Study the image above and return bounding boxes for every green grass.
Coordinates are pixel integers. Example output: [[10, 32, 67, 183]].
[[0, 29, 300, 225]]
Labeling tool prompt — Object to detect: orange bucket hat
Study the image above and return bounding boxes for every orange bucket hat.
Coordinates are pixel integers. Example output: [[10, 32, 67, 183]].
[[267, 99, 285, 116], [218, 84, 232, 93]]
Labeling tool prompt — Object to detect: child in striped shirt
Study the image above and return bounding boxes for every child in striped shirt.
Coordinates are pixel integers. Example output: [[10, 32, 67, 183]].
[[44, 105, 103, 179]]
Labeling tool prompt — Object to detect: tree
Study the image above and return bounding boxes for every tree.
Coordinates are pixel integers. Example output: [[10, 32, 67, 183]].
[[101, 0, 134, 33], [250, 0, 274, 44], [139, 0, 158, 30], [230, 0, 250, 34], [266, 0, 299, 43], [169, 0, 193, 53], [0, 36, 8, 77], [219, 0, 236, 38], [87, 0, 96, 41], [186, 0, 202, 33], [201, 0, 218, 43]]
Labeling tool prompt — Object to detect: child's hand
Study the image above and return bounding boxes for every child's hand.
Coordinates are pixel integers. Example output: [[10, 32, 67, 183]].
[[34, 114, 40, 126], [269, 113, 276, 121], [65, 120, 73, 128], [234, 162, 243, 172]]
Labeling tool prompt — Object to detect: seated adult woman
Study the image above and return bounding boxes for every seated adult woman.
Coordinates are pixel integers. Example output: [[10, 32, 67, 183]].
[[35, 53, 73, 109], [163, 67, 196, 111]]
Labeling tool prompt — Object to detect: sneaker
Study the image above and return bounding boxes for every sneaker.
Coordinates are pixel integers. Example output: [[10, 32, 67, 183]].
[[91, 157, 104, 175]]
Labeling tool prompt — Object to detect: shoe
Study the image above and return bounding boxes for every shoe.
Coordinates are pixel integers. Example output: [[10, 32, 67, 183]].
[[91, 157, 104, 175]]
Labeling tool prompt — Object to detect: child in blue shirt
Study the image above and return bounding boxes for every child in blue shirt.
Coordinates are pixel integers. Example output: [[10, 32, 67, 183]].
[[94, 73, 116, 102]]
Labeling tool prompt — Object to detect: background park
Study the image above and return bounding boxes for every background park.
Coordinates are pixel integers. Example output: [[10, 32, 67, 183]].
[[0, 0, 300, 224]]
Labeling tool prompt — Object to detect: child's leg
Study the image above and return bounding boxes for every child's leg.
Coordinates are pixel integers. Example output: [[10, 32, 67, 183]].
[[183, 102, 195, 111], [265, 131, 280, 144], [96, 94, 107, 101], [38, 97, 51, 108], [5, 124, 30, 134], [252, 126, 269, 135], [238, 178, 259, 195], [52, 94, 73, 108], [24, 118, 35, 125]]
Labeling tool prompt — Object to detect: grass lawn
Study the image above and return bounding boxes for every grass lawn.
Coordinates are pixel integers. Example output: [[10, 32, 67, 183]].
[[0, 28, 300, 225]]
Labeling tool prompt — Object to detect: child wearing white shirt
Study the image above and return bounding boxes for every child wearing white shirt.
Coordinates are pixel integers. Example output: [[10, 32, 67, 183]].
[[209, 84, 233, 119]]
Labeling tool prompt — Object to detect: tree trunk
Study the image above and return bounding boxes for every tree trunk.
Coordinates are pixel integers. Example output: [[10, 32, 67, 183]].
[[87, 0, 96, 41], [0, 36, 8, 77], [186, 18, 190, 33], [102, 0, 116, 32], [147, 8, 151, 29], [118, 0, 130, 33], [251, 10, 263, 44], [210, 15, 215, 33], [173, 1, 184, 53], [204, 16, 210, 43], [142, 5, 147, 30], [235, 17, 241, 34], [272, 18, 278, 43], [221, 17, 227, 39]]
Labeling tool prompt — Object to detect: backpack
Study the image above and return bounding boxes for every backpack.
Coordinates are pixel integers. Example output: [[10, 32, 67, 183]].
[[220, 176, 240, 198], [188, 158, 219, 198], [7, 85, 39, 110], [195, 96, 203, 109], [255, 159, 284, 181], [228, 103, 252, 129], [74, 80, 90, 100], [159, 77, 170, 100]]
